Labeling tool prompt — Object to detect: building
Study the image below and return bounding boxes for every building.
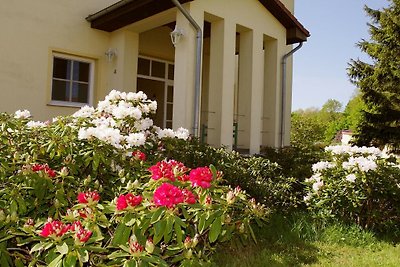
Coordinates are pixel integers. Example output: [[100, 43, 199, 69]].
[[0, 0, 309, 154]]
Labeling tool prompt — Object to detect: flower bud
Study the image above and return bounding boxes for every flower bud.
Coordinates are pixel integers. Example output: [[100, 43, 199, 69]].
[[226, 191, 235, 204], [184, 236, 192, 249], [10, 211, 18, 222], [60, 167, 69, 177], [118, 169, 125, 178], [145, 238, 154, 254], [54, 199, 60, 209], [184, 249, 193, 259], [192, 234, 199, 247]]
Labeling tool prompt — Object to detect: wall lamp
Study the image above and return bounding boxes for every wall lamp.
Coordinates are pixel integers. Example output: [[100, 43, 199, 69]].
[[105, 48, 117, 62], [170, 25, 184, 47]]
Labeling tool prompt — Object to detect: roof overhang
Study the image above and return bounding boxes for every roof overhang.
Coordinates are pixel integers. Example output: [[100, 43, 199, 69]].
[[86, 0, 310, 44]]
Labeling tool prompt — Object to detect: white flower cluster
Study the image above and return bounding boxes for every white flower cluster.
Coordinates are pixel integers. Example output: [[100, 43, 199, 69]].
[[312, 161, 335, 172], [26, 120, 47, 128], [75, 90, 190, 149], [342, 156, 378, 172], [325, 145, 382, 157], [14, 109, 31, 119], [305, 173, 324, 193]]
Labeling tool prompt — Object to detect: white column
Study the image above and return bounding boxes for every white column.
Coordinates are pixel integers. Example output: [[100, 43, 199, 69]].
[[173, 4, 204, 132], [109, 30, 139, 92], [207, 18, 236, 149], [249, 31, 264, 154], [262, 38, 280, 147]]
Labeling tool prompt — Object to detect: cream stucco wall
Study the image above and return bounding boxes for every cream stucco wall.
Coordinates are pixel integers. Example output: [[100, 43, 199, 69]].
[[0, 0, 119, 120]]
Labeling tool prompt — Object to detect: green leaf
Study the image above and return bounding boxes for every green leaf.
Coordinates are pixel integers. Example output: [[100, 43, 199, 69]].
[[150, 208, 165, 224], [209, 216, 222, 243], [77, 248, 89, 263], [163, 216, 174, 243], [63, 252, 77, 267], [112, 223, 131, 246], [108, 251, 131, 260], [153, 220, 166, 245], [198, 214, 206, 234], [14, 258, 25, 267], [47, 254, 63, 267], [56, 242, 68, 255], [30, 242, 46, 253], [174, 221, 183, 245]]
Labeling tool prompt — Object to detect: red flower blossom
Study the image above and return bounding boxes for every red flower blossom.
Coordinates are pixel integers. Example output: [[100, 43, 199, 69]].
[[32, 164, 56, 178], [182, 189, 196, 204], [132, 150, 146, 161], [40, 220, 70, 238], [77, 191, 100, 204], [129, 240, 144, 256], [71, 221, 92, 243], [148, 160, 188, 181], [189, 167, 213, 188], [116, 193, 143, 211], [153, 183, 184, 208]]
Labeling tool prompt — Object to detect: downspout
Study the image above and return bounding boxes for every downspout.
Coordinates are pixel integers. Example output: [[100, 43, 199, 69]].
[[171, 0, 203, 138], [280, 42, 303, 147]]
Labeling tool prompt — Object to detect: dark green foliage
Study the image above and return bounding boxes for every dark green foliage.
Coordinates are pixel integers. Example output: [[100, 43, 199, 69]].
[[348, 0, 400, 151]]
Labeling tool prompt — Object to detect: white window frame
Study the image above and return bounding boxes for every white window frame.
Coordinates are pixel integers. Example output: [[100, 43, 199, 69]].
[[137, 56, 174, 128], [48, 53, 94, 107]]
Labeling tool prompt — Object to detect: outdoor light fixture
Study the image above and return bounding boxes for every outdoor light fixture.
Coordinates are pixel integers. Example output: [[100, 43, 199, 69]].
[[170, 25, 184, 47], [105, 48, 117, 62]]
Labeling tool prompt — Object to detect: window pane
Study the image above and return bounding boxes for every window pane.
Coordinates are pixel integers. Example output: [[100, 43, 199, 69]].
[[138, 58, 150, 76], [166, 121, 172, 129], [72, 61, 90, 82], [52, 80, 70, 101], [71, 82, 89, 103], [167, 86, 174, 102], [151, 61, 165, 78], [53, 58, 71, 79], [168, 64, 174, 80], [167, 103, 173, 120]]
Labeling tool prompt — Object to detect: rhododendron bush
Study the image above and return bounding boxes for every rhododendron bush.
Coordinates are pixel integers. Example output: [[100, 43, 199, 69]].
[[304, 145, 400, 232], [0, 90, 267, 266]]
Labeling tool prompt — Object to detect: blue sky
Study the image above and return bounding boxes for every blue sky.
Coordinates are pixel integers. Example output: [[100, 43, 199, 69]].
[[292, 0, 388, 110]]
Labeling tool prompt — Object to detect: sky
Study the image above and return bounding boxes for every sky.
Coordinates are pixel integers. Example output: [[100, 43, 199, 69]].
[[292, 0, 388, 111]]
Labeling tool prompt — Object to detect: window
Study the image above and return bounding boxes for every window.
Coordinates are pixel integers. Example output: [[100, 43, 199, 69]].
[[50, 53, 94, 106]]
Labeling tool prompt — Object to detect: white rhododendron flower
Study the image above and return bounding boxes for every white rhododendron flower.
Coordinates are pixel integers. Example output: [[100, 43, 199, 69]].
[[325, 145, 382, 157], [312, 180, 324, 192], [126, 133, 146, 147], [342, 156, 377, 172], [303, 193, 312, 202], [26, 121, 47, 128], [73, 106, 95, 118], [345, 174, 356, 183], [312, 161, 335, 172], [134, 118, 153, 131], [14, 109, 31, 119], [157, 128, 175, 139], [175, 127, 190, 140]]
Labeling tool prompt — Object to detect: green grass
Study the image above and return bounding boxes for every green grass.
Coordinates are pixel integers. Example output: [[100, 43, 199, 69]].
[[212, 213, 400, 267]]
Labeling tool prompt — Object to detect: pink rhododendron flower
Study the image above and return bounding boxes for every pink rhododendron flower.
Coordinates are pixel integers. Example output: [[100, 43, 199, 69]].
[[116, 193, 143, 210], [31, 164, 56, 178], [182, 189, 196, 204], [153, 183, 184, 208], [40, 220, 70, 238], [77, 191, 100, 204], [129, 240, 144, 256], [189, 167, 213, 188], [70, 221, 92, 243], [148, 160, 188, 181], [132, 150, 146, 161]]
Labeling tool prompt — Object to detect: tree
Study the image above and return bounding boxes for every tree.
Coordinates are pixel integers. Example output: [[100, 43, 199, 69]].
[[348, 0, 400, 151]]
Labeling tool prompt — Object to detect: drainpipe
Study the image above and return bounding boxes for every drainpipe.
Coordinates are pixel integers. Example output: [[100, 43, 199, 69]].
[[280, 42, 303, 147], [171, 0, 203, 138]]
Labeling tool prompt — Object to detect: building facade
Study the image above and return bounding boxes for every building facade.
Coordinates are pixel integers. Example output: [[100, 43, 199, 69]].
[[0, 0, 309, 154]]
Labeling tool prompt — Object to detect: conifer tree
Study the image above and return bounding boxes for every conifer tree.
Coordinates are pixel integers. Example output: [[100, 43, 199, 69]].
[[348, 0, 400, 151]]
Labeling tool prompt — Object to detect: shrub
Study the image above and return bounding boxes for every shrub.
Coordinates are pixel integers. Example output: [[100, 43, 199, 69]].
[[0, 90, 267, 266], [303, 145, 400, 234]]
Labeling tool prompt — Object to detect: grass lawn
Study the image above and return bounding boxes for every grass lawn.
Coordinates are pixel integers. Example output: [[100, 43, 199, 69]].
[[212, 213, 400, 267]]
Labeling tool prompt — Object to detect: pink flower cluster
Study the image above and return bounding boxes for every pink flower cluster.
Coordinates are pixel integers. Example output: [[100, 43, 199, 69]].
[[189, 167, 213, 188], [40, 220, 92, 243], [116, 193, 143, 211], [148, 160, 189, 182], [77, 191, 100, 204], [32, 164, 56, 178], [153, 183, 197, 208]]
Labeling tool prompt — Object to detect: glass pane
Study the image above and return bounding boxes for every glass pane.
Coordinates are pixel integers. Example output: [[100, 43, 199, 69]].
[[167, 103, 173, 120], [72, 61, 90, 82], [53, 58, 71, 79], [167, 86, 174, 102], [137, 78, 165, 127], [138, 58, 150, 76], [168, 64, 174, 80], [151, 60, 165, 78], [52, 80, 70, 101], [166, 121, 172, 129], [71, 82, 89, 103]]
